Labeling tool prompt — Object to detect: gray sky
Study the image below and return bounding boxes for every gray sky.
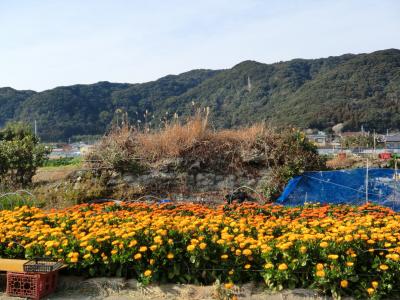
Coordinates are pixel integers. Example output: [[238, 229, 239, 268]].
[[1, 0, 399, 91]]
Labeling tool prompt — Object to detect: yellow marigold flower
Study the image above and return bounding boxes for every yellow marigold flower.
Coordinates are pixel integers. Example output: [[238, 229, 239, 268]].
[[242, 249, 252, 256], [221, 254, 228, 260], [45, 250, 51, 256], [379, 264, 389, 271], [387, 253, 400, 261], [167, 253, 174, 259], [149, 259, 155, 265], [228, 269, 234, 275], [278, 263, 288, 271], [367, 288, 375, 295], [111, 249, 118, 255], [340, 280, 348, 288], [70, 257, 78, 263], [150, 245, 158, 251], [264, 263, 274, 269], [372, 281, 379, 288], [154, 236, 163, 244], [199, 242, 207, 250], [244, 264, 251, 269], [92, 248, 99, 254], [346, 262, 354, 267], [83, 253, 91, 259], [128, 240, 137, 247], [85, 245, 93, 252], [187, 245, 196, 251], [134, 253, 142, 260], [316, 270, 325, 277], [300, 246, 307, 254], [344, 235, 353, 242], [144, 270, 152, 277], [319, 241, 329, 248], [139, 246, 147, 252], [328, 254, 338, 260], [316, 263, 324, 270], [235, 249, 242, 256]]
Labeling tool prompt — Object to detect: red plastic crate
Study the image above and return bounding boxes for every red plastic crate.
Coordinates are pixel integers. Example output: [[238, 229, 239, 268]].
[[379, 152, 392, 160], [6, 271, 58, 300]]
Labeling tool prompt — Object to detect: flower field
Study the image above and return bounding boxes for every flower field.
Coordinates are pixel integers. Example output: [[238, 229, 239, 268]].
[[1, 202, 400, 299]]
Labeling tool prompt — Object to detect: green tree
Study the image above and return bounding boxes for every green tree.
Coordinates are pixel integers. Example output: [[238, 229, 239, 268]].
[[0, 122, 50, 187]]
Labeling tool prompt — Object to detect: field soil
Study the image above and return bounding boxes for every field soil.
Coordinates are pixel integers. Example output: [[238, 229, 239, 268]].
[[0, 276, 340, 300]]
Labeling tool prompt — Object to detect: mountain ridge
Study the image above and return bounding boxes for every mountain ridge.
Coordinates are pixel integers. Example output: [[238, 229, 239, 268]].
[[1, 49, 399, 141]]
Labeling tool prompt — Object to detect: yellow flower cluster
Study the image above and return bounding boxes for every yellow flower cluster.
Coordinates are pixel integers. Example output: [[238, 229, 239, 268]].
[[0, 202, 399, 299]]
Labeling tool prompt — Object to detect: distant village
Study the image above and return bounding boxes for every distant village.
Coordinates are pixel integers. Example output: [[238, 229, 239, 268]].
[[49, 141, 95, 159], [306, 129, 400, 155]]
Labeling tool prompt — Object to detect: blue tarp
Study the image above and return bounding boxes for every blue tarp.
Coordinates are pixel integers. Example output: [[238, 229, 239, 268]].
[[277, 168, 400, 211]]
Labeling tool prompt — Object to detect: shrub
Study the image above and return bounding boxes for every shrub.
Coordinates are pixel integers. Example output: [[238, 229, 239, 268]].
[[0, 122, 50, 188]]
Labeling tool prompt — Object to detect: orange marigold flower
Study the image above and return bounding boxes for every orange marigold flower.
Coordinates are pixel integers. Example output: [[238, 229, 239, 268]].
[[340, 280, 348, 288], [199, 242, 207, 250], [278, 263, 288, 271], [224, 282, 234, 289]]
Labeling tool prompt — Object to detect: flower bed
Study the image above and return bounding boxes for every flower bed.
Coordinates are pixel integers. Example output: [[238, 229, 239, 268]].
[[0, 202, 399, 299]]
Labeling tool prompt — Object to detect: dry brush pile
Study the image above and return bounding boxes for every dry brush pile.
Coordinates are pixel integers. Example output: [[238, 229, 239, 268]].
[[88, 115, 325, 198]]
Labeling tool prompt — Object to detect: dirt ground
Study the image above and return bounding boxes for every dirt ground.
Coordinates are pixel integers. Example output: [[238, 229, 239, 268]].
[[0, 276, 338, 300], [32, 165, 80, 184]]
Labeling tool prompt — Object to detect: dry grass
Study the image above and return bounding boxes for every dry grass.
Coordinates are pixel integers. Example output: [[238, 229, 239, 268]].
[[89, 112, 323, 180], [33, 165, 80, 184], [136, 115, 209, 161], [135, 116, 268, 163], [90, 112, 274, 173]]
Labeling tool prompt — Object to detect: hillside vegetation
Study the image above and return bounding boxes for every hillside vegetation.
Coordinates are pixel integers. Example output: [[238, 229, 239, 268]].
[[0, 49, 399, 141]]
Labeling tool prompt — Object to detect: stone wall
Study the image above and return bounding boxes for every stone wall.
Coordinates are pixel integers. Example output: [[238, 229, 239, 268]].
[[105, 168, 269, 198]]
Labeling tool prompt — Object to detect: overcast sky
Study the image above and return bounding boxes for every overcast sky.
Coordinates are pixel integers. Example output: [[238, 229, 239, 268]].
[[1, 0, 399, 91]]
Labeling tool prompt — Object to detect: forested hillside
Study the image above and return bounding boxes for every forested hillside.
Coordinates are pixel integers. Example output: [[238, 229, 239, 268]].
[[1, 49, 399, 141]]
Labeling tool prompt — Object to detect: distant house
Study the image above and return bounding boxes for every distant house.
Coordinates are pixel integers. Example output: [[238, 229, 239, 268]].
[[385, 134, 400, 149], [307, 131, 327, 147], [340, 131, 368, 138]]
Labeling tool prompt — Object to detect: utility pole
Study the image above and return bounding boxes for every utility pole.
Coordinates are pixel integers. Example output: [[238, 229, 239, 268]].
[[34, 120, 37, 137], [394, 160, 398, 208], [373, 130, 376, 153], [365, 158, 369, 204]]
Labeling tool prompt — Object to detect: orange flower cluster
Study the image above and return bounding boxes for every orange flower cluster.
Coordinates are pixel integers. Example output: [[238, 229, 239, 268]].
[[0, 202, 399, 298]]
